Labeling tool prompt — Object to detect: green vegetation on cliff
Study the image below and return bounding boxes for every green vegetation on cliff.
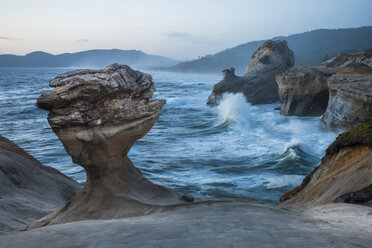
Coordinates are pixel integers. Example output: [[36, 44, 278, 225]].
[[280, 122, 372, 203], [326, 122, 372, 155]]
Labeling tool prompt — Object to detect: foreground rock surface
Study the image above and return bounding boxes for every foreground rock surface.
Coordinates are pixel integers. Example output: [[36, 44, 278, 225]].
[[207, 40, 294, 106], [1, 201, 371, 248], [0, 134, 81, 232], [320, 68, 372, 130], [279, 123, 372, 209], [276, 66, 340, 116], [33, 64, 191, 228]]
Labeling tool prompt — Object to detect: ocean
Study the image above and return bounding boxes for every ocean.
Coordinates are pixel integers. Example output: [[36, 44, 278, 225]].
[[0, 67, 339, 205]]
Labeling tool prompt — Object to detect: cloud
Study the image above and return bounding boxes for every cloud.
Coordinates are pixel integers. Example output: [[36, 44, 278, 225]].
[[167, 32, 221, 46], [0, 36, 16, 40], [76, 39, 89, 43]]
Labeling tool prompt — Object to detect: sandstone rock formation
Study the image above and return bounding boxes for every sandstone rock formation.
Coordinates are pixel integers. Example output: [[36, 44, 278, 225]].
[[0, 134, 81, 232], [320, 68, 372, 130], [276, 66, 340, 116], [324, 49, 372, 68], [1, 202, 371, 248], [33, 64, 193, 228], [279, 122, 372, 210], [276, 49, 372, 117], [207, 40, 294, 106]]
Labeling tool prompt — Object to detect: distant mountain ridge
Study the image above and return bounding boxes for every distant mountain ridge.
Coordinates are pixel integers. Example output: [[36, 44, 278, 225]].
[[163, 26, 372, 74], [0, 49, 179, 69]]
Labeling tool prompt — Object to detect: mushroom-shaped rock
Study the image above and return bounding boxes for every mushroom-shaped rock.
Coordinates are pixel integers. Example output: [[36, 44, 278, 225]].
[[32, 64, 192, 228], [207, 40, 294, 106]]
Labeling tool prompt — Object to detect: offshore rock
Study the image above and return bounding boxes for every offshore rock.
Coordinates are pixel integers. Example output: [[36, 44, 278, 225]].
[[279, 123, 372, 210], [34, 64, 191, 228], [276, 66, 341, 116], [0, 134, 81, 232], [207, 40, 294, 106], [320, 68, 372, 130]]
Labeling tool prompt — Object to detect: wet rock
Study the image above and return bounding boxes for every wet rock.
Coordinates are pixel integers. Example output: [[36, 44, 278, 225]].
[[207, 40, 294, 106], [33, 64, 189, 228]]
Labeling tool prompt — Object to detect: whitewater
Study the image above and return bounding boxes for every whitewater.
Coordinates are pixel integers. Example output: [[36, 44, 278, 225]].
[[0, 68, 339, 205]]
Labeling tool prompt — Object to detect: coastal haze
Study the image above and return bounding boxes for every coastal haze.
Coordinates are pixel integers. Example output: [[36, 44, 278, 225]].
[[1, 0, 371, 60]]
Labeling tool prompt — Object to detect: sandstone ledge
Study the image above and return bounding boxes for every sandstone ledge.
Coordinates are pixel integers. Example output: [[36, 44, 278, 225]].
[[1, 202, 371, 248], [280, 123, 372, 209], [0, 134, 81, 232]]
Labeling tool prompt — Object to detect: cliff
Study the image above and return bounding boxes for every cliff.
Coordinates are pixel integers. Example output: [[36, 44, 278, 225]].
[[276, 66, 340, 116], [279, 123, 372, 209], [276, 49, 371, 117], [320, 68, 372, 130]]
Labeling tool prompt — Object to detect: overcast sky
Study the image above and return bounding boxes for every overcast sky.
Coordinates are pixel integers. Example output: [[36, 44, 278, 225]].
[[0, 0, 371, 60]]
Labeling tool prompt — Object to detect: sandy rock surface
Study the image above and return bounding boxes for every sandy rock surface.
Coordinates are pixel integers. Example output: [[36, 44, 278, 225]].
[[0, 201, 371, 248], [0, 135, 81, 232]]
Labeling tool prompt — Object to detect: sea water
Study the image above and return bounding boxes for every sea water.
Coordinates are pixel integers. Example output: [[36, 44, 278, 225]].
[[0, 67, 339, 205]]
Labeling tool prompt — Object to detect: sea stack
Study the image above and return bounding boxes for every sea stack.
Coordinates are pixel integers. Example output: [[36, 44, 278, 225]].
[[207, 40, 294, 106], [34, 64, 191, 228]]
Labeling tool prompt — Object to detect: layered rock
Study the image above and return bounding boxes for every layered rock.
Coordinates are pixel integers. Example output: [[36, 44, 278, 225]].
[[0, 134, 81, 232], [276, 67, 340, 116], [33, 64, 193, 228], [324, 49, 372, 68], [279, 123, 372, 210], [207, 40, 294, 106], [276, 49, 372, 117], [320, 68, 372, 130]]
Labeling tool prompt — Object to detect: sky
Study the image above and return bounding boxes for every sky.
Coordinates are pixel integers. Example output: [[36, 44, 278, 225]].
[[0, 0, 371, 60]]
